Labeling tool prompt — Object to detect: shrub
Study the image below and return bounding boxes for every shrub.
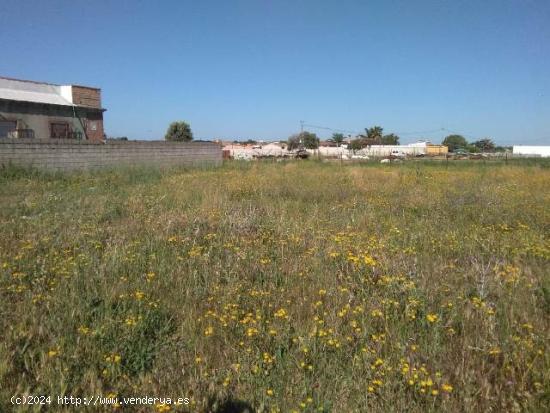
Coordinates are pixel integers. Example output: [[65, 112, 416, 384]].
[[165, 121, 193, 142]]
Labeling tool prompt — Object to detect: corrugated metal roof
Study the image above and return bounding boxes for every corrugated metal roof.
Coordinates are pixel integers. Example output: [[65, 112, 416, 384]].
[[0, 77, 73, 106], [0, 87, 73, 106]]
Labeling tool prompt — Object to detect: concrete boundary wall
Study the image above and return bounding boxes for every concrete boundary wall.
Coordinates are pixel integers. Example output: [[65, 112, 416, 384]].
[[0, 139, 222, 170]]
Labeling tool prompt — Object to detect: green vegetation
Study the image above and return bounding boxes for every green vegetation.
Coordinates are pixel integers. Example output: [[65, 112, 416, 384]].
[[331, 133, 345, 147], [364, 126, 384, 142], [165, 121, 193, 142], [233, 139, 258, 145], [472, 138, 496, 152], [380, 133, 399, 145], [350, 126, 401, 149], [288, 132, 320, 150], [442, 135, 500, 153], [349, 138, 363, 151], [442, 135, 468, 152], [0, 161, 548, 412]]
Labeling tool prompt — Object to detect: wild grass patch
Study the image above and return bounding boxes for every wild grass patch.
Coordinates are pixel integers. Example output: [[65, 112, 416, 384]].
[[0, 160, 548, 412]]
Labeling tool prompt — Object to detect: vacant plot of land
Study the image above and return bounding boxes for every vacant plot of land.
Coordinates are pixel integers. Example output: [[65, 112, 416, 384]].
[[1, 160, 549, 412]]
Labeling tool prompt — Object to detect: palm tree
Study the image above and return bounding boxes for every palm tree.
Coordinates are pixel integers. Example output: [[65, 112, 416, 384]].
[[332, 133, 345, 147], [361, 126, 384, 145]]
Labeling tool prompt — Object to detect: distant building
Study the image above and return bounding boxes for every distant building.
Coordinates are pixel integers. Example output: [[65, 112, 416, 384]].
[[222, 141, 290, 159], [320, 140, 338, 147], [0, 76, 106, 141], [407, 140, 431, 147], [513, 146, 550, 158], [407, 140, 448, 156]]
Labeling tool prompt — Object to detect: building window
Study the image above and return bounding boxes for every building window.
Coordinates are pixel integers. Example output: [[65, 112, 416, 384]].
[[50, 122, 69, 139], [0, 120, 17, 138]]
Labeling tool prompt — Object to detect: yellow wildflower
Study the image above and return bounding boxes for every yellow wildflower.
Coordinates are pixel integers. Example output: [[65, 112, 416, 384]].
[[441, 383, 453, 393], [426, 314, 438, 323], [274, 308, 288, 319], [155, 403, 171, 412]]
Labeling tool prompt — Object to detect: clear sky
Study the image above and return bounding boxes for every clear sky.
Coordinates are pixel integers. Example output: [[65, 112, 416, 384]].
[[1, 0, 549, 145]]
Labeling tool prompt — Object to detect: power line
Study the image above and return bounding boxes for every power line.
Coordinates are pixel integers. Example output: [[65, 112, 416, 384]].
[[300, 122, 361, 135], [301, 123, 466, 137], [395, 128, 445, 136], [298, 122, 550, 144]]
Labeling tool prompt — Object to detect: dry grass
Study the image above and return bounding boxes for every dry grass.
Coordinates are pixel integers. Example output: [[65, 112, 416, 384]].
[[0, 160, 549, 412]]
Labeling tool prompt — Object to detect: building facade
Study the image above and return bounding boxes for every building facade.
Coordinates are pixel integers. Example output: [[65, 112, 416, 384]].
[[0, 77, 105, 142], [407, 140, 448, 155], [512, 146, 550, 158]]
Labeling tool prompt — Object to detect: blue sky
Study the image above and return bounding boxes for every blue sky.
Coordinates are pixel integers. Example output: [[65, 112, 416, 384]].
[[1, 0, 549, 144]]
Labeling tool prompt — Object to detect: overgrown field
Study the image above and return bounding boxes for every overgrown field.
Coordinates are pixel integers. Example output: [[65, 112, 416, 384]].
[[1, 160, 549, 412]]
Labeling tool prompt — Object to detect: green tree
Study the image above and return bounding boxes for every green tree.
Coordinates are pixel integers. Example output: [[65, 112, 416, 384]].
[[442, 134, 468, 152], [472, 138, 495, 152], [467, 144, 479, 153], [332, 133, 345, 147], [349, 139, 364, 151], [288, 131, 319, 150], [365, 126, 384, 143], [381, 133, 400, 145], [287, 135, 301, 150], [165, 121, 193, 142], [302, 132, 320, 149]]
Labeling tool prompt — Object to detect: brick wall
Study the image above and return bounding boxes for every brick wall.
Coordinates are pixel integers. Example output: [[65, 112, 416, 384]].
[[0, 139, 222, 171], [84, 112, 104, 142], [71, 86, 102, 109]]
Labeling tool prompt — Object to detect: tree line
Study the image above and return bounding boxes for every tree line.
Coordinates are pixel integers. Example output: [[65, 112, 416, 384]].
[[288, 127, 506, 152], [441, 135, 508, 153], [163, 121, 507, 153], [287, 126, 400, 150]]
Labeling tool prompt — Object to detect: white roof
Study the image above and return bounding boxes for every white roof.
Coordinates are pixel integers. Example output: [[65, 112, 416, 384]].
[[512, 145, 550, 157], [0, 77, 73, 106], [406, 140, 432, 147], [0, 87, 72, 106]]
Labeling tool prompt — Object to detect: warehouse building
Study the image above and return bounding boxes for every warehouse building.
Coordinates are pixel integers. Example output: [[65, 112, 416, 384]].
[[0, 76, 105, 141]]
